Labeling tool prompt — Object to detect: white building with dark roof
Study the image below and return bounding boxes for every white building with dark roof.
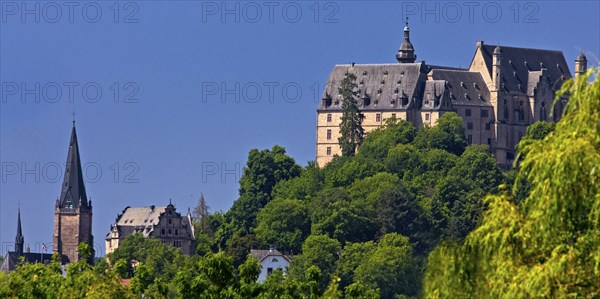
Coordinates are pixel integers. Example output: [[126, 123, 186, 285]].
[[250, 246, 293, 282], [105, 201, 195, 255]]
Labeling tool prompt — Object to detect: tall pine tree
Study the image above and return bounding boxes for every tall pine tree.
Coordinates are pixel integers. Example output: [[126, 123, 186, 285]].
[[338, 73, 364, 157]]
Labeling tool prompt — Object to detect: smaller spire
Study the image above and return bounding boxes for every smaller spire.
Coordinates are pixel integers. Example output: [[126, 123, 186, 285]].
[[15, 207, 24, 256]]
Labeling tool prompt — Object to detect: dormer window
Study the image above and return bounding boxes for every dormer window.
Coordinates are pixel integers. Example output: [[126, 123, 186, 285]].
[[362, 71, 367, 75], [461, 82, 466, 89], [383, 70, 389, 75]]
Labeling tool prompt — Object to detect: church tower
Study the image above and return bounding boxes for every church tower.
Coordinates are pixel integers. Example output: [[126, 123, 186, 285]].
[[53, 122, 94, 264]]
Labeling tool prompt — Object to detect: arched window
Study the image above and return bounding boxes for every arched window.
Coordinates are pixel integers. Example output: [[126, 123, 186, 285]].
[[540, 102, 547, 121]]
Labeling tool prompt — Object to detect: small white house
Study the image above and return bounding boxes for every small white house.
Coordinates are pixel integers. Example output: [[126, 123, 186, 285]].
[[250, 246, 292, 282]]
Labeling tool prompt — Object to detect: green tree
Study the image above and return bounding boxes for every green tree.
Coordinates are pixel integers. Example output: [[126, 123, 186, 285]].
[[413, 112, 467, 155], [354, 233, 417, 299], [338, 73, 364, 157], [225, 145, 301, 239], [423, 69, 600, 298], [358, 117, 416, 160], [255, 198, 311, 253], [288, 235, 341, 293]]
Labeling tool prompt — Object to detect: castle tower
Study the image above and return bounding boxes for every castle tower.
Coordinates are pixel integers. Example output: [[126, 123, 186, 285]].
[[53, 122, 94, 264], [575, 52, 587, 77], [396, 17, 416, 63], [15, 208, 24, 256]]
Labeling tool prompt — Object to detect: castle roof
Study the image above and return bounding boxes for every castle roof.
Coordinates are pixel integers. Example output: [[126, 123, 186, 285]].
[[480, 44, 571, 93], [318, 63, 428, 111], [429, 69, 493, 107]]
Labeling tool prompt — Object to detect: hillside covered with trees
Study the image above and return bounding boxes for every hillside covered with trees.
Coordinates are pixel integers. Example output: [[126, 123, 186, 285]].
[[1, 70, 598, 298]]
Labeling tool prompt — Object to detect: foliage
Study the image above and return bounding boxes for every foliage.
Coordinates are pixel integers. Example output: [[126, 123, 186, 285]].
[[338, 73, 364, 157], [413, 112, 467, 155], [255, 198, 311, 253], [423, 69, 600, 298]]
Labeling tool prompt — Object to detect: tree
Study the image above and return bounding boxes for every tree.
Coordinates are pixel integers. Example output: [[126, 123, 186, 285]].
[[288, 235, 341, 293], [413, 112, 467, 155], [255, 198, 311, 253], [338, 73, 364, 157], [193, 193, 210, 226], [225, 145, 301, 238], [354, 233, 418, 298], [423, 69, 600, 298], [358, 117, 416, 160]]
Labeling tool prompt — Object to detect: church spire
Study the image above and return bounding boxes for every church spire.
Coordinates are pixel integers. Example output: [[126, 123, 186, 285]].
[[15, 207, 24, 255], [396, 17, 417, 63], [58, 124, 89, 210]]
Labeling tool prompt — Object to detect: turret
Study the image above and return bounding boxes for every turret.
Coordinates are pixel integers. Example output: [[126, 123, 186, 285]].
[[492, 46, 503, 91], [575, 52, 587, 78], [396, 17, 416, 63]]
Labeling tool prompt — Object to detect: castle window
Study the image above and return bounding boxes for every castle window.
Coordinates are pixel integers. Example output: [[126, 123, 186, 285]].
[[161, 228, 165, 235], [485, 123, 491, 131], [467, 122, 473, 130], [467, 135, 473, 144], [391, 113, 396, 118], [168, 229, 172, 235], [326, 147, 331, 156], [267, 268, 273, 275], [175, 229, 179, 236], [376, 114, 381, 122], [487, 138, 492, 145], [465, 109, 471, 117], [327, 113, 332, 122], [481, 110, 488, 117], [425, 113, 430, 121], [327, 130, 332, 140], [168, 219, 172, 225]]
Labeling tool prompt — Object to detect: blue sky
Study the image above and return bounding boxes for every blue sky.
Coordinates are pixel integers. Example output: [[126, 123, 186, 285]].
[[1, 1, 598, 256]]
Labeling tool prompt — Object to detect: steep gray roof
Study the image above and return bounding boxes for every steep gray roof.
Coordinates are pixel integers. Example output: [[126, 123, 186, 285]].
[[429, 69, 492, 107], [112, 206, 166, 237], [421, 80, 451, 111], [480, 44, 571, 93], [318, 63, 428, 111], [58, 124, 90, 210]]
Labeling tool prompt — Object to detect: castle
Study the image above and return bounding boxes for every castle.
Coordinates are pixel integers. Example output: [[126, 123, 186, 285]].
[[316, 19, 588, 167]]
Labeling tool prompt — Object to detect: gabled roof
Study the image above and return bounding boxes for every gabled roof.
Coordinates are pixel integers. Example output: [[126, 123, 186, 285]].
[[480, 44, 571, 93], [250, 249, 292, 263], [429, 69, 492, 107], [318, 63, 428, 111], [58, 124, 89, 210]]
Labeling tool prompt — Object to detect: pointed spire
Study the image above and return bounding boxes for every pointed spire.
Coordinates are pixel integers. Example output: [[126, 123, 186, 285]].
[[58, 124, 89, 210], [15, 207, 24, 255], [396, 17, 416, 63]]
